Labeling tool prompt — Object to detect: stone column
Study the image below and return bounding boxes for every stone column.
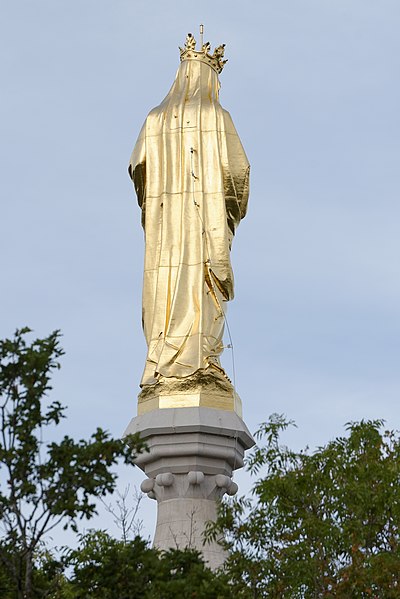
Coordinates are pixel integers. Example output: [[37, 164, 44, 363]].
[[124, 406, 254, 570]]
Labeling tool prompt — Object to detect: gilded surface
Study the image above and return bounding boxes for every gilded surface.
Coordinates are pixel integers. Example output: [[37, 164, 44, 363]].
[[129, 37, 250, 396], [137, 368, 243, 416]]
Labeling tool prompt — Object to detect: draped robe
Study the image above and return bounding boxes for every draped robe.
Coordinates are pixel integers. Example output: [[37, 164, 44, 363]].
[[129, 58, 249, 387]]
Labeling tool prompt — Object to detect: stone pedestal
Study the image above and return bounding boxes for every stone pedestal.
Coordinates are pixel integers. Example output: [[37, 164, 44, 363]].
[[124, 407, 254, 569]]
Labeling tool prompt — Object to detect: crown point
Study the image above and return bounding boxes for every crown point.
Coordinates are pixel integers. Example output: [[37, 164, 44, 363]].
[[179, 33, 227, 74]]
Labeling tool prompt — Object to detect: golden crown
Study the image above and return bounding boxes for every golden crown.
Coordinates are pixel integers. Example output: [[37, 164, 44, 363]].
[[179, 33, 227, 74]]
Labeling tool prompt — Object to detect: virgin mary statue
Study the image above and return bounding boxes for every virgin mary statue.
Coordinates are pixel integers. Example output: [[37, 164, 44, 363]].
[[129, 34, 250, 390]]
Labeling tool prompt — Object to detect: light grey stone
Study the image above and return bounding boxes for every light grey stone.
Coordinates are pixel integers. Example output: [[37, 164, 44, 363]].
[[124, 407, 254, 449], [125, 407, 254, 569]]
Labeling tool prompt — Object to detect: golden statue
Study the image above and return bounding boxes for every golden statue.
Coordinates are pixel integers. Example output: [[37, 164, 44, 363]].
[[129, 33, 249, 413]]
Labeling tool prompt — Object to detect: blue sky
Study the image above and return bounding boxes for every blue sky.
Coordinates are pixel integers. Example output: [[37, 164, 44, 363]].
[[1, 0, 400, 541]]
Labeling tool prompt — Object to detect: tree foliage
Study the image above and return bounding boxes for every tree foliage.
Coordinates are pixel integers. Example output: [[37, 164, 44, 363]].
[[61, 530, 231, 599], [207, 414, 400, 598], [0, 328, 145, 599]]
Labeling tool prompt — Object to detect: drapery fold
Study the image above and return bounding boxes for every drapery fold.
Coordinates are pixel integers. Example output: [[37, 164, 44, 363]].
[[129, 59, 249, 386]]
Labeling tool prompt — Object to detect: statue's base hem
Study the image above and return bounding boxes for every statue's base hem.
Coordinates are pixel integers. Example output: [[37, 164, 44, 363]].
[[137, 370, 243, 417]]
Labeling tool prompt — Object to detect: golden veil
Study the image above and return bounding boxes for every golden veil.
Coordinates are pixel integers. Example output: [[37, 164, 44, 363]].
[[129, 57, 249, 387]]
